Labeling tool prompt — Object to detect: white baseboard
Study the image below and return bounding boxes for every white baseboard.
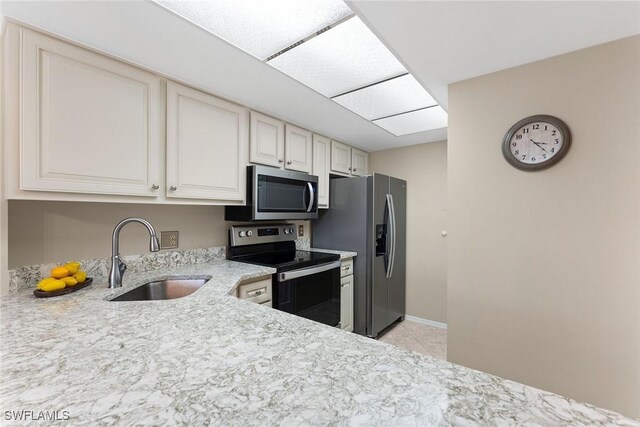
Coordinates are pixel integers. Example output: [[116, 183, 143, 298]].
[[404, 314, 447, 330]]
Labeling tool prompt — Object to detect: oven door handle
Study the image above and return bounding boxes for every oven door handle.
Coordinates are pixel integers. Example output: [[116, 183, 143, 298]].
[[277, 260, 341, 282]]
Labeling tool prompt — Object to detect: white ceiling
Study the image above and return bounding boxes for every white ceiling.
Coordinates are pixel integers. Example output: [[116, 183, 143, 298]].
[[2, 1, 639, 152]]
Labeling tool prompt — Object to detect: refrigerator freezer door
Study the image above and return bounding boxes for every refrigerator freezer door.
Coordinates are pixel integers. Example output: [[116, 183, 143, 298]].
[[387, 177, 407, 325]]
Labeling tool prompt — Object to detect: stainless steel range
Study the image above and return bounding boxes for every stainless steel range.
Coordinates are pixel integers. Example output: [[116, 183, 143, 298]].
[[228, 224, 341, 327]]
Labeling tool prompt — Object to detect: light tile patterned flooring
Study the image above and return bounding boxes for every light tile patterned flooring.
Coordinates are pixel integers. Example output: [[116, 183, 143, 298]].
[[378, 320, 447, 361]]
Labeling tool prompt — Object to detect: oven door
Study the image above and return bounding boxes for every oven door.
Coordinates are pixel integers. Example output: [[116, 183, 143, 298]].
[[275, 261, 341, 327], [253, 166, 318, 220]]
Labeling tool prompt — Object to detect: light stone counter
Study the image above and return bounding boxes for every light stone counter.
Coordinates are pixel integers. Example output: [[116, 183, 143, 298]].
[[308, 248, 358, 260], [1, 260, 637, 426]]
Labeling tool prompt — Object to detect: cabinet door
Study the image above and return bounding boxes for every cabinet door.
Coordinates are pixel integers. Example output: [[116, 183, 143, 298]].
[[351, 148, 369, 177], [341, 274, 354, 332], [20, 29, 161, 196], [312, 134, 330, 209], [284, 124, 312, 173], [331, 140, 352, 175], [249, 112, 284, 168], [166, 81, 247, 202]]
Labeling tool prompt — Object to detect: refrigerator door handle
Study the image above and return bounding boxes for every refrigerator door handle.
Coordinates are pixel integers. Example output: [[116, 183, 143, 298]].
[[306, 182, 315, 212], [385, 193, 396, 279]]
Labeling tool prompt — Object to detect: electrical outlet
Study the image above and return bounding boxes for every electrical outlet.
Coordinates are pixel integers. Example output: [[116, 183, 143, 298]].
[[298, 225, 304, 237], [160, 231, 179, 249]]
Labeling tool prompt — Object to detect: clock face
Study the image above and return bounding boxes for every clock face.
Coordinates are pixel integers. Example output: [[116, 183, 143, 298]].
[[502, 115, 571, 171], [508, 121, 563, 165]]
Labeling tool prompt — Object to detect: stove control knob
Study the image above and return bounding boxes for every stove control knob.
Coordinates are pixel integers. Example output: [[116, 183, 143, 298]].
[[247, 230, 253, 237], [289, 228, 295, 235], [239, 231, 246, 238], [284, 229, 290, 234]]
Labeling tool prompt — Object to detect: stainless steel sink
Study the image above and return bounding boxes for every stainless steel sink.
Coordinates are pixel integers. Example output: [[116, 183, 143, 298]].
[[110, 277, 211, 301]]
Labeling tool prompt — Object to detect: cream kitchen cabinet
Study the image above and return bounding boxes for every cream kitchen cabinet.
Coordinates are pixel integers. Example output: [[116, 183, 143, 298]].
[[249, 115, 312, 173], [351, 148, 369, 177], [284, 124, 312, 173], [166, 81, 247, 202], [331, 141, 369, 177], [237, 276, 272, 307], [19, 28, 162, 197], [331, 140, 352, 175], [312, 134, 331, 209], [249, 111, 285, 168], [340, 258, 354, 332]]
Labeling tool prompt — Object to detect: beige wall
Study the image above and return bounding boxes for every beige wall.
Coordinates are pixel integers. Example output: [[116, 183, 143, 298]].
[[370, 141, 448, 324], [447, 35, 640, 417], [8, 200, 310, 267], [0, 28, 8, 295]]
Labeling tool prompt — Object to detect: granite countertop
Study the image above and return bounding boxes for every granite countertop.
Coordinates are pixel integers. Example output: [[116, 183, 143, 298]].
[[308, 248, 358, 260], [1, 260, 637, 426]]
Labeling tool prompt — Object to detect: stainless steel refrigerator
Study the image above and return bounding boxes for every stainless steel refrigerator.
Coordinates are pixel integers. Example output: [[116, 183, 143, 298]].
[[313, 174, 406, 338]]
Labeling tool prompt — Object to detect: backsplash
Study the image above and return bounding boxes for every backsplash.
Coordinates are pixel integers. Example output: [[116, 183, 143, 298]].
[[295, 238, 311, 250], [8, 246, 226, 294]]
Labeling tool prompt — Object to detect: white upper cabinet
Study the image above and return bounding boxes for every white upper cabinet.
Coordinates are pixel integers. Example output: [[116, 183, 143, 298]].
[[351, 148, 369, 177], [20, 29, 161, 197], [249, 111, 285, 168], [284, 124, 312, 173], [312, 134, 330, 209], [166, 81, 247, 202], [331, 140, 352, 175]]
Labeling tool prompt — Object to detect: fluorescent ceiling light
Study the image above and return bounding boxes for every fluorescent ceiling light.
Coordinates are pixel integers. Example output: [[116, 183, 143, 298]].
[[333, 74, 437, 121], [373, 106, 448, 136], [156, 0, 447, 137], [155, 0, 353, 60], [269, 17, 407, 97]]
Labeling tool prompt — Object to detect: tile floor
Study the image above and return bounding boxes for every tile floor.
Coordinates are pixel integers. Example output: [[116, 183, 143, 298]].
[[378, 320, 447, 361]]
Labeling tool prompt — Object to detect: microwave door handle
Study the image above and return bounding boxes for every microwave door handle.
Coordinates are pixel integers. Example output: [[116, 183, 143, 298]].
[[306, 182, 315, 212]]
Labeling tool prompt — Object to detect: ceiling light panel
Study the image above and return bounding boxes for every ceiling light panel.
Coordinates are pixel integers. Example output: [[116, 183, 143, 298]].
[[155, 0, 353, 60], [373, 106, 448, 136], [333, 74, 437, 121], [269, 17, 407, 97]]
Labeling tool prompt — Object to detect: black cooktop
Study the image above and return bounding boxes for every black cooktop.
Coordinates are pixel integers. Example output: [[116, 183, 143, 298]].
[[231, 249, 340, 272]]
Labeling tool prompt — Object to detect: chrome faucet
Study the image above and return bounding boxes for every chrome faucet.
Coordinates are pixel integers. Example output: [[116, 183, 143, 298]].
[[109, 217, 160, 288]]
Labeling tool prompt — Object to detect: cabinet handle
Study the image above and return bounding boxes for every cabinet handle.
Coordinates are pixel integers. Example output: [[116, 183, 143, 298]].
[[348, 167, 352, 171], [353, 168, 357, 172], [151, 184, 159, 190], [170, 186, 177, 191], [287, 160, 292, 165], [278, 158, 284, 163]]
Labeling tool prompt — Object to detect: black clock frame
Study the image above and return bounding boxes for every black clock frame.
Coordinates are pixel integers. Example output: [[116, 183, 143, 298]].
[[502, 114, 571, 171]]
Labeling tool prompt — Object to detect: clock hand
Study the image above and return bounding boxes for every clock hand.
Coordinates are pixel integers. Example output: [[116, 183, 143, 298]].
[[530, 139, 548, 152], [530, 139, 547, 144]]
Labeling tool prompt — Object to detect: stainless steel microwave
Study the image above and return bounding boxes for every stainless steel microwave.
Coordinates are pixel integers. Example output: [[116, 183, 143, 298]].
[[225, 165, 319, 221]]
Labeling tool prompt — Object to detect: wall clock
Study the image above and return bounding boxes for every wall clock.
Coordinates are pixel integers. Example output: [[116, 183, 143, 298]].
[[502, 115, 571, 171]]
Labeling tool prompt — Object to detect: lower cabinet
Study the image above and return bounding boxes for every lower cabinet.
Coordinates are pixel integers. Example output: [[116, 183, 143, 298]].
[[340, 258, 354, 332], [236, 277, 272, 307]]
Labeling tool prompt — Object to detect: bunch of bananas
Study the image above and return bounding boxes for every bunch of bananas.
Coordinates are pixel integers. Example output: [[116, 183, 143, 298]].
[[36, 261, 87, 292]]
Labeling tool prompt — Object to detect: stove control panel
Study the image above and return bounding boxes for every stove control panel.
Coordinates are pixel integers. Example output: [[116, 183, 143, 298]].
[[229, 224, 297, 247]]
